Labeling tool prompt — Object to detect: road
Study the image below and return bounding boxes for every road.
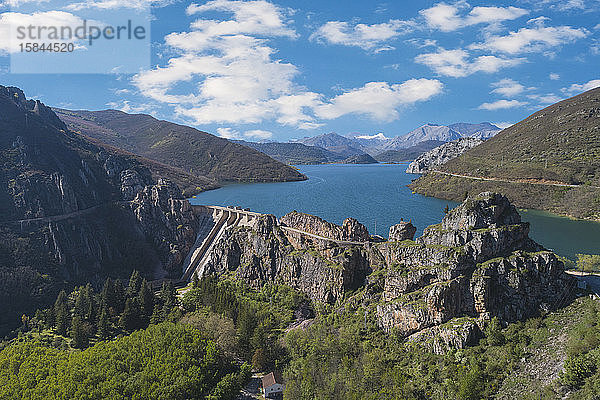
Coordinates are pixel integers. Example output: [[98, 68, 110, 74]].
[[431, 170, 600, 189], [280, 226, 366, 246]]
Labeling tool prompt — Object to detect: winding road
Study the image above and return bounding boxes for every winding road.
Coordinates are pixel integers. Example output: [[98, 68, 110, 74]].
[[431, 170, 600, 189]]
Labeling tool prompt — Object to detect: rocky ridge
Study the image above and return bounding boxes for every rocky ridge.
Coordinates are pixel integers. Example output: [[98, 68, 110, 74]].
[[193, 192, 573, 353], [406, 137, 484, 174]]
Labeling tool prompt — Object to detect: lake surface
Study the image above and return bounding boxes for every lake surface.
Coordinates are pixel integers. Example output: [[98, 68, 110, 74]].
[[190, 163, 600, 260]]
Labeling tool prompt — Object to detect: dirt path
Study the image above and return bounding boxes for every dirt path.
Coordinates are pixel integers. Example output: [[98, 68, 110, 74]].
[[431, 170, 600, 189], [1, 201, 132, 226]]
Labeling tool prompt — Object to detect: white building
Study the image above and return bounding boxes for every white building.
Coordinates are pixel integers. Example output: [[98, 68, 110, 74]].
[[261, 372, 284, 398]]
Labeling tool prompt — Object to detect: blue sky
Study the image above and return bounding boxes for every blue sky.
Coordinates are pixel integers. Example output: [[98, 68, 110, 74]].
[[0, 0, 599, 141]]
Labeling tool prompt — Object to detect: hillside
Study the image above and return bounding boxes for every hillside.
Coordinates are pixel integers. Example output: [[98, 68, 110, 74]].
[[234, 140, 342, 164], [406, 137, 484, 173], [55, 109, 306, 186], [374, 140, 445, 162], [410, 87, 600, 220]]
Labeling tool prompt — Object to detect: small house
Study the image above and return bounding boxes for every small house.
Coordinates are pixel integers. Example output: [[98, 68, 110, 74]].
[[261, 372, 284, 398]]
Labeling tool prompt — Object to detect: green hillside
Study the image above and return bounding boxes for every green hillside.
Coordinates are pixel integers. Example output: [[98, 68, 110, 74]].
[[55, 109, 306, 187], [411, 87, 600, 220]]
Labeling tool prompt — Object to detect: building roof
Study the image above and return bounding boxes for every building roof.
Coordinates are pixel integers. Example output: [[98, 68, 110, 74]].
[[261, 372, 284, 388]]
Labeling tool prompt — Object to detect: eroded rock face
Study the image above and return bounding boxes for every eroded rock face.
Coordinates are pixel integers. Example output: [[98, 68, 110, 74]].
[[130, 179, 198, 274], [373, 192, 574, 352], [406, 137, 484, 174], [389, 221, 417, 242], [280, 211, 370, 242], [201, 213, 371, 304]]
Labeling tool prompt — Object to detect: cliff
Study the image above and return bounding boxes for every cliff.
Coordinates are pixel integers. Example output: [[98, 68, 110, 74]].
[[0, 87, 202, 335], [192, 193, 574, 353], [406, 137, 484, 174]]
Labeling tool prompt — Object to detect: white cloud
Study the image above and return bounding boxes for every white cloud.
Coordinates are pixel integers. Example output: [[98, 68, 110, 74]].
[[415, 48, 524, 78], [310, 19, 414, 52], [562, 79, 600, 95], [526, 93, 563, 104], [491, 78, 526, 97], [316, 79, 443, 121], [470, 24, 588, 54], [134, 1, 442, 130], [420, 2, 528, 32], [478, 99, 527, 110], [216, 127, 240, 139], [0, 0, 49, 7], [106, 99, 154, 114], [549, 73, 560, 80], [244, 129, 273, 139], [66, 0, 173, 10]]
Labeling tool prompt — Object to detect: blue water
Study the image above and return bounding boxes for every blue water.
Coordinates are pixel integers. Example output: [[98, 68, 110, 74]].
[[190, 163, 600, 260]]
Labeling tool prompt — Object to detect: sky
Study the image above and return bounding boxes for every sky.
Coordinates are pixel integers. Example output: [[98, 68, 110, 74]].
[[0, 0, 599, 142]]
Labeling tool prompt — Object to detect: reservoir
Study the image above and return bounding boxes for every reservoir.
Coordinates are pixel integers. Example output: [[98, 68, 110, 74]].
[[190, 163, 600, 260]]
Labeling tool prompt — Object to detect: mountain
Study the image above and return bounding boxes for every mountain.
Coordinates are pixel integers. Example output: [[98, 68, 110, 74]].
[[297, 133, 364, 158], [449, 122, 502, 139], [406, 137, 484, 173], [234, 140, 343, 165], [0, 87, 203, 335], [410, 87, 600, 220], [382, 124, 462, 150], [55, 109, 306, 191], [374, 140, 445, 163]]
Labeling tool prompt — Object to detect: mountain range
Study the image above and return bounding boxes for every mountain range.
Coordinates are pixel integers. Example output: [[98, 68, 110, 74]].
[[235, 122, 501, 165]]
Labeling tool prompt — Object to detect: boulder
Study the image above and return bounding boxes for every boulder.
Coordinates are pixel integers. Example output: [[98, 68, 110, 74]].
[[389, 220, 417, 241]]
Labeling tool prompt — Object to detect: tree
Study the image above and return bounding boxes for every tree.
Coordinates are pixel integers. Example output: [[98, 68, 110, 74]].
[[576, 254, 600, 273], [251, 348, 267, 371], [192, 273, 200, 288], [127, 270, 142, 297], [137, 279, 155, 322], [71, 316, 89, 349], [119, 298, 140, 332], [97, 306, 111, 339], [160, 281, 178, 312], [54, 290, 70, 336]]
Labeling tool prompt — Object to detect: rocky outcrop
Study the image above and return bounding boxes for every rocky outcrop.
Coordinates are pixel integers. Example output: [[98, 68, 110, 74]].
[[198, 213, 371, 304], [130, 179, 199, 274], [389, 220, 416, 241], [373, 192, 574, 353], [406, 137, 484, 174], [280, 211, 370, 242]]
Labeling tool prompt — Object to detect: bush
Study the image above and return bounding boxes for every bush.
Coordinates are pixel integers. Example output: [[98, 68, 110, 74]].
[[562, 353, 597, 388]]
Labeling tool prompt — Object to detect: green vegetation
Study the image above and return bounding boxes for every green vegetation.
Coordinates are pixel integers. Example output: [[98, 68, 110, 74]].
[[3, 273, 600, 399], [575, 254, 600, 273], [410, 88, 600, 220], [0, 323, 249, 400]]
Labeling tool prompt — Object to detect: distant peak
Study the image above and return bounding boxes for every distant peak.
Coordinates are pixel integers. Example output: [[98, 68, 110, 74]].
[[355, 133, 389, 140]]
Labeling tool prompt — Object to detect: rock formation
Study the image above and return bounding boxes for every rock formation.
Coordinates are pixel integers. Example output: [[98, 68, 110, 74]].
[[406, 137, 484, 174], [389, 220, 417, 241], [195, 192, 574, 354], [375, 192, 573, 353]]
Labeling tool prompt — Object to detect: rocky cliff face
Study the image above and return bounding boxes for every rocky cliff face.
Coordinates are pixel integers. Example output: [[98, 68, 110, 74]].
[[0, 86, 203, 334], [406, 137, 484, 174], [194, 192, 573, 354], [374, 192, 573, 353], [199, 212, 371, 304]]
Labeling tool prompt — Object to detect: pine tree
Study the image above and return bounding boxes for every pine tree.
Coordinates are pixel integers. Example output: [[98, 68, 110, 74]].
[[160, 281, 177, 310], [74, 287, 87, 319], [97, 306, 110, 339], [71, 316, 89, 349], [113, 279, 126, 313], [192, 273, 200, 288], [119, 298, 140, 332], [54, 290, 70, 336], [137, 279, 154, 323], [127, 270, 142, 297]]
